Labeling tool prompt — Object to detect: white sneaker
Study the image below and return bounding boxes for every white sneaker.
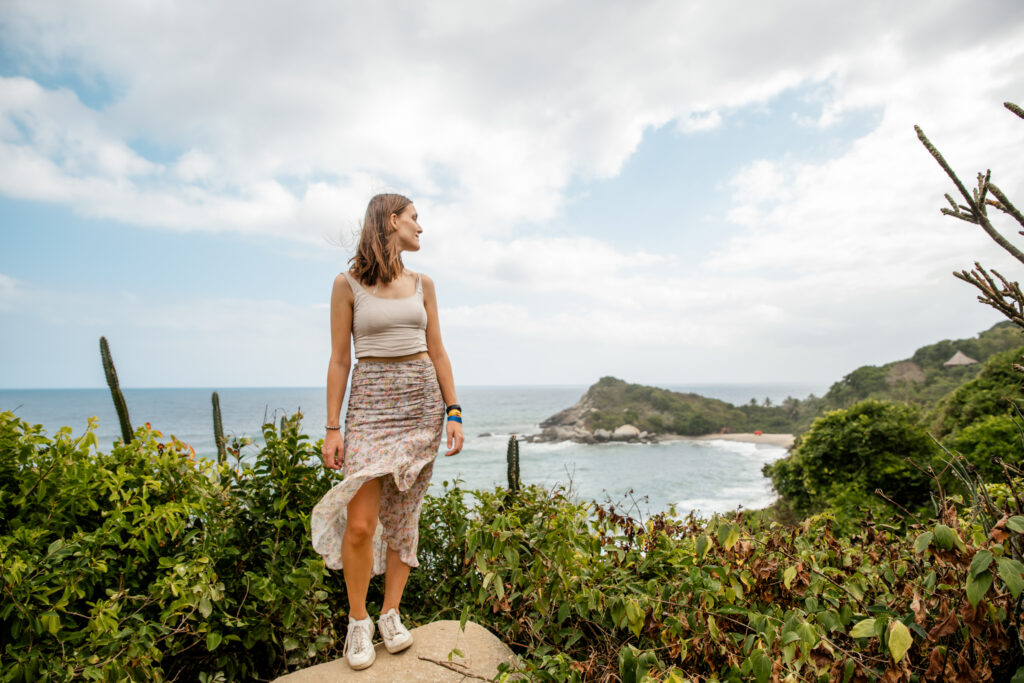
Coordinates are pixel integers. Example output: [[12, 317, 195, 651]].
[[344, 616, 376, 670], [377, 608, 414, 654]]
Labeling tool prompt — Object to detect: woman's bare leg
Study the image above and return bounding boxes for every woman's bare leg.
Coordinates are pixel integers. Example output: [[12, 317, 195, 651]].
[[342, 478, 383, 620], [382, 547, 411, 613]]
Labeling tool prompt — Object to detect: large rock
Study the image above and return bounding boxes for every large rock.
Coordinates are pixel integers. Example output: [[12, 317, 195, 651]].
[[274, 620, 516, 682], [612, 424, 641, 441], [541, 425, 576, 441], [593, 429, 612, 442]]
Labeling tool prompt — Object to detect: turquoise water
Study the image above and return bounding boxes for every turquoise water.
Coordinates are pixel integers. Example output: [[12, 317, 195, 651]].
[[1, 382, 821, 518]]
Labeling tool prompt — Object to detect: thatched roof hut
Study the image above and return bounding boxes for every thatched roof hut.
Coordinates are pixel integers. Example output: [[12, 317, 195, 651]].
[[943, 351, 978, 367]]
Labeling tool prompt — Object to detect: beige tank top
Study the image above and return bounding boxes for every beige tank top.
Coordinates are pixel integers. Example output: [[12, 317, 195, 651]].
[[344, 271, 429, 358]]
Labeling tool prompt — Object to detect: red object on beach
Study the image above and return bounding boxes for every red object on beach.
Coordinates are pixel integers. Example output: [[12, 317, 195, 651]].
[[753, 429, 763, 436]]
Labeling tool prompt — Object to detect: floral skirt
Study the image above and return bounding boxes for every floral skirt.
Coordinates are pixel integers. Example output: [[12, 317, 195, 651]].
[[311, 359, 444, 575]]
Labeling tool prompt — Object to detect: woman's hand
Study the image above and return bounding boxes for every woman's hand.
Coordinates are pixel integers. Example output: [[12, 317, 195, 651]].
[[445, 420, 464, 456], [322, 430, 344, 470]]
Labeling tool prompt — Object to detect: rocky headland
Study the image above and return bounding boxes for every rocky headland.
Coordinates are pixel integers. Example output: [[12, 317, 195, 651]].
[[524, 323, 1023, 446], [525, 376, 785, 444]]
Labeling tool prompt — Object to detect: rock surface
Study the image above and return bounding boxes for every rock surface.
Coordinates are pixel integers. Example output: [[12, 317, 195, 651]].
[[612, 424, 641, 441], [273, 620, 516, 682]]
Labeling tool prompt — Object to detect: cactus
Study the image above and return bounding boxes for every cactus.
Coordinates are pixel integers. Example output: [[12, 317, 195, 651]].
[[506, 434, 520, 494], [212, 391, 226, 464], [99, 336, 133, 444]]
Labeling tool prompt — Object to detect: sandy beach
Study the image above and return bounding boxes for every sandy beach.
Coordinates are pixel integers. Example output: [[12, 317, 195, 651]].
[[662, 433, 796, 449]]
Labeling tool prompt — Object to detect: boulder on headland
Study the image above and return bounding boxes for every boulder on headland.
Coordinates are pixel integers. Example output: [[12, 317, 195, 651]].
[[612, 424, 641, 441], [593, 428, 612, 442]]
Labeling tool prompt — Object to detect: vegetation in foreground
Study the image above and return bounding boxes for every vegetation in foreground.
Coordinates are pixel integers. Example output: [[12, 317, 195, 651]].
[[3, 410, 1024, 682]]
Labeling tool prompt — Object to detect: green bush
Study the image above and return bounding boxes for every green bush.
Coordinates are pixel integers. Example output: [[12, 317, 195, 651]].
[[929, 345, 1024, 438], [0, 410, 343, 682], [764, 400, 938, 533], [6, 409, 1024, 681], [944, 413, 1024, 480]]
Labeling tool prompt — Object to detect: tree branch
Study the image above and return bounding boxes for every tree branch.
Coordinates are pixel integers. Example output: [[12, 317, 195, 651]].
[[916, 124, 1024, 265]]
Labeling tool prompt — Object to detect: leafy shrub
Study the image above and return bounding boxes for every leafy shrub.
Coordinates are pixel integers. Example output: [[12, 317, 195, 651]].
[[929, 346, 1024, 438], [461, 470, 1024, 681], [0, 410, 343, 682], [945, 414, 1024, 480], [7, 409, 1024, 682], [764, 400, 939, 533]]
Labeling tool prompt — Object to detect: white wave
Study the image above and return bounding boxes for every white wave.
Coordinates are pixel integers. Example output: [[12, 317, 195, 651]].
[[674, 482, 777, 518], [519, 440, 577, 453], [701, 439, 788, 463], [702, 439, 759, 456]]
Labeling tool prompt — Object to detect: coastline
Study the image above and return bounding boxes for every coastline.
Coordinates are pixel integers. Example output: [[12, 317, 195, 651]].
[[662, 432, 796, 449]]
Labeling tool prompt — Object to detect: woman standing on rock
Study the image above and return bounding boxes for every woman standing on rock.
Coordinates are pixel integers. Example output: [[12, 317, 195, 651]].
[[311, 193, 464, 671]]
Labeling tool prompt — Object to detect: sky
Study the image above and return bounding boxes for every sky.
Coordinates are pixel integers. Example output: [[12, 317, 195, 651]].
[[1, 0, 1023, 390]]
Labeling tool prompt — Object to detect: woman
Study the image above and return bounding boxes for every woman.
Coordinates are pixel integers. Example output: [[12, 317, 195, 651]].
[[310, 193, 464, 670]]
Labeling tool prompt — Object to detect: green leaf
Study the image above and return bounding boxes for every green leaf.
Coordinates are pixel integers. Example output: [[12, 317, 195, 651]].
[[626, 600, 644, 637], [716, 523, 733, 548], [707, 615, 719, 640], [558, 602, 570, 625], [933, 524, 956, 550], [618, 645, 638, 683], [40, 612, 60, 635], [750, 648, 772, 683], [913, 531, 933, 554], [997, 557, 1024, 599], [1010, 665, 1024, 683], [966, 570, 993, 607], [850, 618, 876, 638], [969, 549, 993, 577], [198, 596, 212, 618], [206, 632, 222, 651], [887, 621, 912, 663], [696, 534, 709, 560], [447, 648, 464, 662], [1007, 516, 1024, 533], [282, 636, 299, 651], [783, 565, 797, 589], [724, 524, 740, 550]]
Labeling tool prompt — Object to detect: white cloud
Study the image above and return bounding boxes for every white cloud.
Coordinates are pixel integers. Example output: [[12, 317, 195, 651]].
[[3, 1, 1019, 242], [2, 1, 1024, 386]]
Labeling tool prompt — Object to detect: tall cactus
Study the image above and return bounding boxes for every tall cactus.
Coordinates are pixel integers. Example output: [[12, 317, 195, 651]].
[[212, 391, 226, 464], [99, 336, 133, 444], [506, 434, 520, 494]]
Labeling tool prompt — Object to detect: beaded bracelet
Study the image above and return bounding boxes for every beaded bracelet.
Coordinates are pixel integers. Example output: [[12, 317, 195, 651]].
[[325, 425, 341, 431], [446, 404, 463, 424]]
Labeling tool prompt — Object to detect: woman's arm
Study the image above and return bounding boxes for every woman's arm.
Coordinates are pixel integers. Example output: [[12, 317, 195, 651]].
[[422, 273, 464, 456], [322, 273, 354, 470]]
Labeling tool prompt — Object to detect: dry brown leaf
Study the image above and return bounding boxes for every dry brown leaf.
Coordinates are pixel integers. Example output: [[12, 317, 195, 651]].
[[989, 515, 1010, 543], [924, 646, 946, 680], [911, 591, 927, 626], [928, 610, 959, 641]]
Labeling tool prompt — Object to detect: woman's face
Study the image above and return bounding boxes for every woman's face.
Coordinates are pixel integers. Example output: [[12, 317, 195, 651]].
[[391, 203, 422, 252]]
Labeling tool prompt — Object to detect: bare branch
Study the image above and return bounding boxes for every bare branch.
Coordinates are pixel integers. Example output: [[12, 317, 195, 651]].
[[916, 124, 1024, 265], [989, 183, 1024, 230]]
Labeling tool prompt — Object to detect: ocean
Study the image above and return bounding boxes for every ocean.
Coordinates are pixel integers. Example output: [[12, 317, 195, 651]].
[[0, 382, 822, 519]]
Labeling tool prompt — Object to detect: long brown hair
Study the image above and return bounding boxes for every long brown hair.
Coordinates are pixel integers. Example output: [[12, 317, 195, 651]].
[[349, 193, 411, 287]]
